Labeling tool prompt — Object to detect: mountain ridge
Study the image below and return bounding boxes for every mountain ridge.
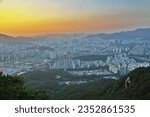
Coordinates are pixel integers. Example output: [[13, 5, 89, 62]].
[[0, 33, 14, 38], [85, 28, 150, 40], [0, 33, 15, 42], [1, 28, 150, 40]]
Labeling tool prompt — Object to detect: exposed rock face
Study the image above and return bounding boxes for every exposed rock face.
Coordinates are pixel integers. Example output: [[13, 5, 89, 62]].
[[125, 77, 131, 88]]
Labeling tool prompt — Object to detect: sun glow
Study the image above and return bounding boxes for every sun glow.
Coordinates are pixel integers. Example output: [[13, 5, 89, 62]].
[[0, 0, 150, 36]]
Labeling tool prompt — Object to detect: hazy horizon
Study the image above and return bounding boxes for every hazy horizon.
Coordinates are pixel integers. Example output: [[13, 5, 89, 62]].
[[0, 27, 150, 37]]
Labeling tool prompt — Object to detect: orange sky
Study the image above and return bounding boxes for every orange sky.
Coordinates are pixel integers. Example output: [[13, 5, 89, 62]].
[[0, 0, 150, 36]]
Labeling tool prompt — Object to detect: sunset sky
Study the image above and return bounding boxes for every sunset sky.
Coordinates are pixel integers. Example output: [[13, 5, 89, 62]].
[[0, 0, 150, 36]]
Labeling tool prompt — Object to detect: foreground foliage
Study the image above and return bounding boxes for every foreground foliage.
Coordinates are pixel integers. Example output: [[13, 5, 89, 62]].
[[0, 72, 48, 100]]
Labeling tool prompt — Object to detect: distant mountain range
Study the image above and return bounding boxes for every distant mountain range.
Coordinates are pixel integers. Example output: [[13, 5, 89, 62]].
[[1, 28, 150, 41], [85, 28, 150, 40], [0, 33, 13, 38], [0, 33, 15, 42]]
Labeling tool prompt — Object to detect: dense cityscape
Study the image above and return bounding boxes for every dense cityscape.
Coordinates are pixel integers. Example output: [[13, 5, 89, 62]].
[[0, 29, 150, 84]]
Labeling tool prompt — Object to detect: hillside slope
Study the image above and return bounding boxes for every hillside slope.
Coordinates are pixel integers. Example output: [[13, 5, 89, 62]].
[[105, 67, 150, 100], [51, 67, 150, 100], [0, 67, 149, 100]]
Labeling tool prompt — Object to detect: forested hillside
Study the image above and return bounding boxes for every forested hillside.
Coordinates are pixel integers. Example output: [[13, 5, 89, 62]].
[[0, 67, 150, 100], [48, 67, 150, 100]]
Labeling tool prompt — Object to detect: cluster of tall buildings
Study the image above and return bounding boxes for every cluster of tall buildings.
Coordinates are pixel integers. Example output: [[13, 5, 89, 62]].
[[50, 59, 80, 69], [107, 53, 150, 75], [0, 44, 56, 62]]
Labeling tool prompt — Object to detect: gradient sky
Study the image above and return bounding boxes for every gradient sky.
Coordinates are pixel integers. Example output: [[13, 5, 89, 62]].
[[0, 0, 150, 36]]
